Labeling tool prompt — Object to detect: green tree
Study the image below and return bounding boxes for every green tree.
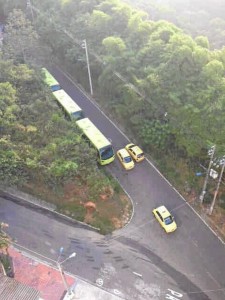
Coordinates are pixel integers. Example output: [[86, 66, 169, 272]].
[[30, 0, 225, 161], [127, 15, 153, 51], [90, 10, 112, 33], [102, 36, 126, 56], [195, 36, 209, 49], [0, 136, 25, 185], [0, 82, 18, 126], [192, 47, 210, 70], [2, 9, 39, 64], [202, 59, 224, 79], [139, 120, 170, 152], [109, 2, 132, 35]]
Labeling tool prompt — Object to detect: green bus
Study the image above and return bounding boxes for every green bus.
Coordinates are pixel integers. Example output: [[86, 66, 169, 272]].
[[42, 68, 61, 92], [52, 89, 85, 121], [76, 118, 115, 165]]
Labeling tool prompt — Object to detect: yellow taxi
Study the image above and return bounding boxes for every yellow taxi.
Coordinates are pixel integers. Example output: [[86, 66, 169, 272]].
[[117, 148, 135, 170], [152, 205, 177, 233], [125, 143, 144, 162]]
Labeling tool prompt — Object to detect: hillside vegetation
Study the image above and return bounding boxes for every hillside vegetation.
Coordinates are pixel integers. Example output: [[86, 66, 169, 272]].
[[125, 0, 225, 49], [27, 0, 225, 158], [0, 9, 131, 233], [29, 0, 225, 209], [0, 0, 225, 220]]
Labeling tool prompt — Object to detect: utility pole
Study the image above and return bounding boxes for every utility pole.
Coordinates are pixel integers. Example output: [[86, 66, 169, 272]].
[[208, 157, 225, 215], [81, 39, 93, 96], [199, 145, 216, 204]]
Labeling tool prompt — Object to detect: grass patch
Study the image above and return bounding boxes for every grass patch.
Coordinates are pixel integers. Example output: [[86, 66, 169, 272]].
[[57, 202, 86, 222], [90, 215, 114, 235], [20, 174, 132, 234]]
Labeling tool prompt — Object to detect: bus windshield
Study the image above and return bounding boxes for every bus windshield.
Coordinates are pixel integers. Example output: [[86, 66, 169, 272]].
[[99, 145, 114, 161]]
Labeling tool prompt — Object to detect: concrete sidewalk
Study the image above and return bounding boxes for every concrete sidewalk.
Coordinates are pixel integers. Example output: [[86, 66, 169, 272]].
[[8, 247, 123, 300]]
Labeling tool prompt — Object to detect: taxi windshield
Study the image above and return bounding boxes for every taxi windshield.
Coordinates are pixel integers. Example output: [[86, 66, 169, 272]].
[[124, 156, 132, 163], [164, 216, 173, 225]]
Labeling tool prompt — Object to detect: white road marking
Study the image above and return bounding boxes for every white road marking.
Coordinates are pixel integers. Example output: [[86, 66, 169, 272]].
[[133, 271, 143, 278], [206, 271, 222, 288], [166, 288, 183, 299], [113, 289, 121, 295], [96, 278, 104, 287]]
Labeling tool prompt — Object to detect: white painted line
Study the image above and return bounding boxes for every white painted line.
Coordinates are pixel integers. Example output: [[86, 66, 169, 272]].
[[206, 271, 221, 288], [132, 271, 143, 278], [113, 289, 122, 295], [96, 278, 104, 287]]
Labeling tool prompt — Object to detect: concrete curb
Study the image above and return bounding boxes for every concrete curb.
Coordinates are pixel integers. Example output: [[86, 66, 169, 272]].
[[0, 186, 56, 211], [0, 187, 100, 233]]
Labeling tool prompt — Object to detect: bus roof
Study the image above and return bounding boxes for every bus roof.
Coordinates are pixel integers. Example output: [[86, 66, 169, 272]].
[[42, 68, 60, 88], [76, 118, 111, 149], [53, 90, 82, 114]]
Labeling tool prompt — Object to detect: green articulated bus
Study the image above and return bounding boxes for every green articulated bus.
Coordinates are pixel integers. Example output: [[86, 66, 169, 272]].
[[53, 89, 85, 121], [42, 68, 61, 92], [76, 118, 115, 165]]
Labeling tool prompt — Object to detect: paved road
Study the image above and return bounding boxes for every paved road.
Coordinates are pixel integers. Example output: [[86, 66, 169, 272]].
[[1, 65, 225, 300], [49, 65, 225, 300], [1, 196, 188, 300]]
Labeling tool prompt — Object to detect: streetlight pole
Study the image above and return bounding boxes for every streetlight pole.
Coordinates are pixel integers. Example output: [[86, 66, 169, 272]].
[[199, 145, 216, 204], [208, 157, 225, 215], [57, 249, 76, 296], [82, 39, 93, 96], [57, 261, 71, 294]]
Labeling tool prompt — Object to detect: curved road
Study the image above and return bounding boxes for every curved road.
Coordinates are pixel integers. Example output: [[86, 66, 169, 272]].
[[1, 65, 225, 300]]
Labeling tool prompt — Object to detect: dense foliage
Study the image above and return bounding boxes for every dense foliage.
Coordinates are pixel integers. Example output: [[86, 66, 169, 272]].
[[0, 54, 103, 187], [26, 0, 225, 161], [0, 8, 110, 190], [0, 7, 132, 233], [0, 1, 223, 225], [125, 0, 225, 50]]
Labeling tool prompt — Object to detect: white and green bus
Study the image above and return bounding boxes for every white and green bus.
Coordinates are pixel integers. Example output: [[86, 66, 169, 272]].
[[53, 89, 85, 121], [76, 118, 115, 165], [42, 68, 61, 92]]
